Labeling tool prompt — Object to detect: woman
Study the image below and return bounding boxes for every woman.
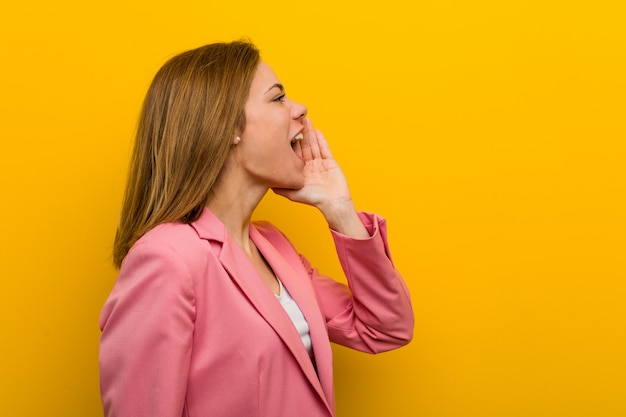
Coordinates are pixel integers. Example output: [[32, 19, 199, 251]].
[[99, 40, 413, 417]]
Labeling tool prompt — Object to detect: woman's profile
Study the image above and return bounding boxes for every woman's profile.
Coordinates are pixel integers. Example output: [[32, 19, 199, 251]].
[[99, 40, 414, 417]]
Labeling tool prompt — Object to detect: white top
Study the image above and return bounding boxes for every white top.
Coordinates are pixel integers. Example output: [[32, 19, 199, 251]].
[[276, 279, 313, 358]]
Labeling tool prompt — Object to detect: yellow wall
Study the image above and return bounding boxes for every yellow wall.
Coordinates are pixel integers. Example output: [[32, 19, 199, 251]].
[[1, 1, 624, 416]]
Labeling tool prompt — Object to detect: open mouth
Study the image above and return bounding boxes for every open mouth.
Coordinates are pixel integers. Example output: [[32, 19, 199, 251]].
[[290, 132, 304, 151], [290, 132, 303, 145]]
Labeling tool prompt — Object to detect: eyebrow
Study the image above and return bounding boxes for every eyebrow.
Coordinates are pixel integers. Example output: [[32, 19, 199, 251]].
[[264, 83, 285, 95]]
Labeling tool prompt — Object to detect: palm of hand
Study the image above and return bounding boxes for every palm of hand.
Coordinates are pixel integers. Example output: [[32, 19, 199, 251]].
[[296, 156, 350, 207]]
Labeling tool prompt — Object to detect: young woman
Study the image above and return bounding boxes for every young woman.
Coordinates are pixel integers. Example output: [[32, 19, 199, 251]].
[[99, 40, 413, 417]]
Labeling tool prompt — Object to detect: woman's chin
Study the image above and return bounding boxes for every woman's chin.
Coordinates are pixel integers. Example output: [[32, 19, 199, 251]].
[[275, 182, 304, 192], [271, 176, 305, 193]]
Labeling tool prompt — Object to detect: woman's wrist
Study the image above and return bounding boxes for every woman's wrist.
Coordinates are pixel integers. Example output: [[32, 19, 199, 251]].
[[319, 200, 369, 239]]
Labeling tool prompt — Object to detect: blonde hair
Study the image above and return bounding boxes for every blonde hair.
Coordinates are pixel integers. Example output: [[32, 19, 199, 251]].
[[113, 41, 260, 267]]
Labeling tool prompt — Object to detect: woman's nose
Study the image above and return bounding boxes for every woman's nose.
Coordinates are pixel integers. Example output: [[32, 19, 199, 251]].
[[292, 101, 308, 120]]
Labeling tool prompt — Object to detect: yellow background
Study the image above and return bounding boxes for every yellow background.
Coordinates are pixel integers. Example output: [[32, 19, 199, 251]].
[[1, 0, 624, 416]]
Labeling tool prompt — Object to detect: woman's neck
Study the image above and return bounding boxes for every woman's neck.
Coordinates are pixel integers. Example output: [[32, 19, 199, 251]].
[[206, 180, 268, 255]]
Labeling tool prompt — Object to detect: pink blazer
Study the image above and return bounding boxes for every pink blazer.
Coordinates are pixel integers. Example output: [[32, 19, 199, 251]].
[[99, 209, 413, 417]]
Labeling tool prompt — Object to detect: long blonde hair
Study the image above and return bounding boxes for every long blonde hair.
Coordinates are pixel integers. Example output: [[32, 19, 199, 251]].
[[113, 41, 260, 267]]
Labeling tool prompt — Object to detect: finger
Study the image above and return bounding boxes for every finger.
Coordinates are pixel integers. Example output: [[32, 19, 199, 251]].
[[300, 118, 321, 161], [307, 119, 322, 159], [315, 129, 334, 159]]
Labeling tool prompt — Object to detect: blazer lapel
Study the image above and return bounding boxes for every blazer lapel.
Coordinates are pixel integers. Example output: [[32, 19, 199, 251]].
[[250, 225, 335, 411], [191, 209, 333, 414]]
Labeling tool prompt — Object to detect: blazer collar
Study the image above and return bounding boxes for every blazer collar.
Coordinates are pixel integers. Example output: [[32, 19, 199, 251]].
[[189, 207, 228, 243], [191, 208, 333, 414]]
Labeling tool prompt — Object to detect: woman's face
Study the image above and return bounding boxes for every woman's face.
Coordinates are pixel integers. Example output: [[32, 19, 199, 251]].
[[234, 61, 308, 190]]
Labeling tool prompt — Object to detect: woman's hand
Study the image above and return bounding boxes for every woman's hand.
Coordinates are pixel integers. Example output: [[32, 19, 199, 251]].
[[274, 118, 349, 208], [273, 118, 369, 238]]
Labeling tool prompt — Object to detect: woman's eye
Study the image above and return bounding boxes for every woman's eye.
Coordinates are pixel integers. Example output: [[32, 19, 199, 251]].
[[273, 94, 286, 103]]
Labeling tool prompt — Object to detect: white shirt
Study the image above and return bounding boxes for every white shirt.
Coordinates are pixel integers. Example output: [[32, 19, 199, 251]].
[[276, 279, 313, 358]]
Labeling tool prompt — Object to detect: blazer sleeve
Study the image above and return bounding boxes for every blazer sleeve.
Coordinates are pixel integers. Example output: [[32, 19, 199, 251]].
[[308, 212, 414, 354], [99, 241, 196, 417]]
